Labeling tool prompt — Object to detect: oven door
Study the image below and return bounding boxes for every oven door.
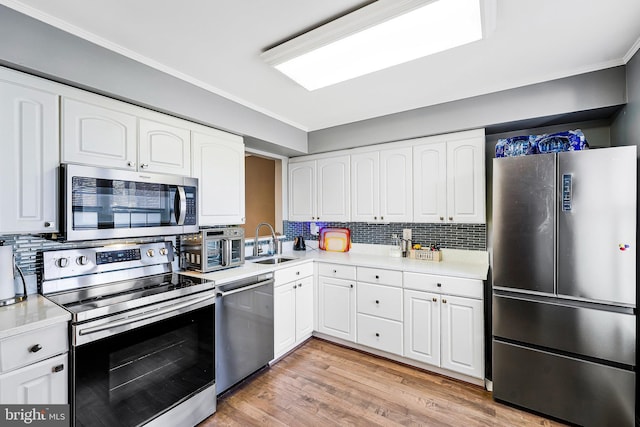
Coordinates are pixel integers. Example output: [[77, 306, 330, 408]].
[[71, 298, 214, 427], [226, 237, 245, 267]]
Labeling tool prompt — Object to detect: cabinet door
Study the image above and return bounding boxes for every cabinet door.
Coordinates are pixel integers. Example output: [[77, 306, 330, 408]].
[[289, 160, 316, 221], [192, 129, 245, 225], [317, 155, 350, 221], [274, 282, 296, 358], [139, 117, 191, 176], [0, 353, 67, 404], [61, 97, 137, 170], [441, 295, 484, 379], [446, 137, 485, 223], [0, 80, 59, 233], [413, 142, 447, 223], [403, 290, 440, 366], [380, 147, 413, 222], [350, 151, 379, 222], [318, 277, 356, 342], [295, 276, 314, 340]]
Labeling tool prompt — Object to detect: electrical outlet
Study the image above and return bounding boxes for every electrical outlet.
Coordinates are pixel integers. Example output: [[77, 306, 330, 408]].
[[402, 228, 412, 240], [310, 222, 319, 236]]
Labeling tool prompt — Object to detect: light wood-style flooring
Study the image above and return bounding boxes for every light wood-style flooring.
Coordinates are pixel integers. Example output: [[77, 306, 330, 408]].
[[200, 338, 566, 426]]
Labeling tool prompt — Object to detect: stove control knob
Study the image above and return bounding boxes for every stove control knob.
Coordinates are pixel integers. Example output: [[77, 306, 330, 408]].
[[56, 258, 69, 268], [147, 249, 155, 257], [159, 247, 168, 256], [76, 255, 89, 266]]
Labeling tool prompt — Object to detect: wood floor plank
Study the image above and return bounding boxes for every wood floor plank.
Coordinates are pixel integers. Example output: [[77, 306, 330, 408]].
[[200, 338, 567, 427]]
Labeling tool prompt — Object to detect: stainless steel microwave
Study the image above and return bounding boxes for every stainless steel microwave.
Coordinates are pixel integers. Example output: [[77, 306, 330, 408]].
[[60, 164, 198, 241], [181, 227, 245, 272]]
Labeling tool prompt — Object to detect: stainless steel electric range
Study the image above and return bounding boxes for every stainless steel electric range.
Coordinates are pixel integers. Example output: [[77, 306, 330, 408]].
[[40, 241, 216, 427]]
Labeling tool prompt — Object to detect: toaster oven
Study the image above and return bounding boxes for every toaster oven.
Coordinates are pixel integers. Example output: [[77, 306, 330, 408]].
[[182, 227, 245, 272]]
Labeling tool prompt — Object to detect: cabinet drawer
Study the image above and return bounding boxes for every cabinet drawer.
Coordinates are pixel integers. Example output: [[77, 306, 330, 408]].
[[404, 272, 482, 299], [275, 261, 314, 286], [357, 282, 402, 321], [356, 314, 403, 356], [317, 263, 356, 280], [357, 267, 402, 287], [0, 323, 68, 373]]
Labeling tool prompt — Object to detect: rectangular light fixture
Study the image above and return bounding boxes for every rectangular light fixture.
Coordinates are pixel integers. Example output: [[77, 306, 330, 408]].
[[261, 0, 494, 91]]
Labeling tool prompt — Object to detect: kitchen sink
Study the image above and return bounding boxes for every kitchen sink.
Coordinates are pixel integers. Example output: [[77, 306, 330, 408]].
[[251, 256, 298, 265]]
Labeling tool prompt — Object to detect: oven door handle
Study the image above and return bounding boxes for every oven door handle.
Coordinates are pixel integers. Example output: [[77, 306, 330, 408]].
[[78, 293, 214, 336], [216, 279, 273, 298]]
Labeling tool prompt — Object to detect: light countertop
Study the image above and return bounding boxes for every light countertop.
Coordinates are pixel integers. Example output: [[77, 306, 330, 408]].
[[180, 244, 489, 284], [0, 294, 71, 340]]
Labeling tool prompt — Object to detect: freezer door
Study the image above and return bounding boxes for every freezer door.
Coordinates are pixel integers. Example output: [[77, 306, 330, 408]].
[[557, 146, 637, 306], [492, 155, 555, 294]]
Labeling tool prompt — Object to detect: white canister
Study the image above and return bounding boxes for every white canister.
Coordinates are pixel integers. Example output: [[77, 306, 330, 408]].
[[0, 246, 15, 301]]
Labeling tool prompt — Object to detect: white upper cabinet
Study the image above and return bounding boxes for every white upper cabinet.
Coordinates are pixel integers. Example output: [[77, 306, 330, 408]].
[[317, 155, 350, 221], [289, 155, 350, 222], [446, 137, 485, 223], [351, 151, 379, 222], [352, 147, 412, 222], [0, 70, 59, 233], [61, 96, 137, 170], [138, 117, 191, 176], [62, 92, 191, 176], [414, 130, 486, 224], [289, 160, 316, 221], [191, 127, 245, 225], [413, 142, 447, 223]]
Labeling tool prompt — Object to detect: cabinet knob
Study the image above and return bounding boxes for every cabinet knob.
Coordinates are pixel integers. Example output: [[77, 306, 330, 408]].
[[317, 217, 320, 220], [298, 282, 302, 287], [350, 284, 354, 288], [437, 283, 442, 287], [44, 221, 54, 228], [375, 275, 379, 279], [432, 297, 437, 302], [296, 271, 300, 275], [293, 285, 297, 289], [440, 216, 444, 221], [127, 161, 136, 167], [381, 216, 384, 220], [140, 163, 149, 169], [333, 269, 337, 273], [375, 333, 380, 337], [443, 299, 447, 304], [29, 344, 42, 353], [375, 300, 379, 304], [52, 364, 64, 373], [374, 216, 377, 220], [449, 216, 453, 221]]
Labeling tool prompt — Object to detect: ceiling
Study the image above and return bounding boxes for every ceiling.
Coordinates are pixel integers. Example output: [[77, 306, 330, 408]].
[[2, 0, 640, 132]]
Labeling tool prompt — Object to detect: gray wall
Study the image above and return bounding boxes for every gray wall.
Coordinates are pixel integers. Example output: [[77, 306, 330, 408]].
[[612, 51, 640, 148], [0, 6, 308, 156], [308, 67, 627, 153]]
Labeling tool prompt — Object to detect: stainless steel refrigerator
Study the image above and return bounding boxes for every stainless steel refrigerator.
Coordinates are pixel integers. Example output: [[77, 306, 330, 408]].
[[492, 146, 637, 426]]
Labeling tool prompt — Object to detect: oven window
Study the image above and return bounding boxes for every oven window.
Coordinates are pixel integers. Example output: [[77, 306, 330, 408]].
[[74, 304, 214, 427], [205, 240, 224, 269]]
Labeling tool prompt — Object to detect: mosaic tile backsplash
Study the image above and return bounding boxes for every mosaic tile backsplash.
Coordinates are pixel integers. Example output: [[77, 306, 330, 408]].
[[283, 221, 486, 251]]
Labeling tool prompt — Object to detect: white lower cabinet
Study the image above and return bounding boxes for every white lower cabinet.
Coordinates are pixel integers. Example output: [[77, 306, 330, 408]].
[[403, 272, 484, 379], [274, 263, 314, 359], [0, 322, 69, 404], [317, 264, 357, 342]]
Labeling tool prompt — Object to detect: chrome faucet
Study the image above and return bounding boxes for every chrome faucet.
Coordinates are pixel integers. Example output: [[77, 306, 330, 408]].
[[253, 222, 276, 257]]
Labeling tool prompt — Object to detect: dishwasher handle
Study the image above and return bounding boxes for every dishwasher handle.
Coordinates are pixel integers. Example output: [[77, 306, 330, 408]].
[[216, 279, 273, 298]]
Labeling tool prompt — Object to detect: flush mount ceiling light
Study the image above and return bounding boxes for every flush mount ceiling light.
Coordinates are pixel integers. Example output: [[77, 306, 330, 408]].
[[261, 0, 496, 91]]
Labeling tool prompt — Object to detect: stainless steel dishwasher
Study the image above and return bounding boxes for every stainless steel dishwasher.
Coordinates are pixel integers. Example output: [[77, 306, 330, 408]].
[[215, 272, 274, 395]]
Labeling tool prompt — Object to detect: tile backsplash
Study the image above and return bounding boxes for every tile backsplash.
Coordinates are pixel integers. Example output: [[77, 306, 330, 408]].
[[283, 221, 486, 251]]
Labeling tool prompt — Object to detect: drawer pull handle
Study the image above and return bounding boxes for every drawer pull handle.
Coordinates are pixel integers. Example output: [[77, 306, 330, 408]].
[[29, 344, 42, 353], [375, 333, 380, 337], [52, 364, 64, 373], [437, 283, 442, 287], [375, 300, 380, 304], [432, 297, 437, 302]]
